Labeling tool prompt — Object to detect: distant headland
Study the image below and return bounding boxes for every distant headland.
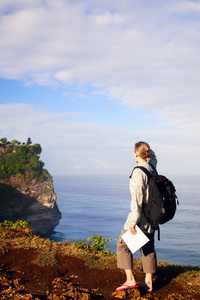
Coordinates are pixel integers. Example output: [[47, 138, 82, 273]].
[[0, 137, 61, 236]]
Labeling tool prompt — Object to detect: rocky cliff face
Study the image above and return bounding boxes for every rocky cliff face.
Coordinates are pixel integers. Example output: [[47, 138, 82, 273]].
[[0, 175, 61, 237]]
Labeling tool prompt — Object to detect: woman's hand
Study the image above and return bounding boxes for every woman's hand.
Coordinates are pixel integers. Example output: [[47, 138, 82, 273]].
[[129, 226, 137, 235]]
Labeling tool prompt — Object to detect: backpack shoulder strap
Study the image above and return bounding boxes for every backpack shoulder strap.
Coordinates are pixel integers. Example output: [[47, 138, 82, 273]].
[[132, 166, 161, 240], [129, 164, 157, 180], [130, 165, 161, 240], [134, 166, 152, 180]]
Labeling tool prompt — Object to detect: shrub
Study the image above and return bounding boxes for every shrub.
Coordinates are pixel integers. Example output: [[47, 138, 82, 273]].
[[44, 188, 51, 194], [0, 220, 29, 228], [75, 235, 114, 255]]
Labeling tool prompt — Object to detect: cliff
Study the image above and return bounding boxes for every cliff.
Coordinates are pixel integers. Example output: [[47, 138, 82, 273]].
[[0, 227, 200, 299], [0, 175, 61, 236], [0, 138, 61, 236]]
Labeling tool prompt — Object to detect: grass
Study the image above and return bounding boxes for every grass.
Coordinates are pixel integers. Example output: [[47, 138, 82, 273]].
[[33, 249, 58, 266], [157, 260, 200, 292], [0, 225, 199, 293]]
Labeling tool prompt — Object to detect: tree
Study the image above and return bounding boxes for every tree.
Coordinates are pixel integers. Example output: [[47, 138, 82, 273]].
[[30, 144, 42, 155], [0, 137, 45, 181], [18, 146, 28, 160], [5, 145, 14, 154], [11, 139, 19, 145], [0, 138, 7, 150], [0, 137, 7, 145], [6, 153, 21, 175]]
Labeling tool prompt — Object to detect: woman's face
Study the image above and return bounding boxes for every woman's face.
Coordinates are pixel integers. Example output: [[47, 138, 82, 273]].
[[134, 150, 138, 163]]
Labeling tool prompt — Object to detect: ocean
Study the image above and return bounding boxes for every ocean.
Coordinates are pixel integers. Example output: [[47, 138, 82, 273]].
[[50, 174, 200, 267]]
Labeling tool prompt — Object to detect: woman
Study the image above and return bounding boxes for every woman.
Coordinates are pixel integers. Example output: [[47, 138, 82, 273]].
[[116, 141, 157, 293]]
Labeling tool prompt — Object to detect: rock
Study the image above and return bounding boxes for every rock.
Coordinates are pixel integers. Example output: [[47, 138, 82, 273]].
[[0, 176, 61, 237], [112, 288, 141, 299], [13, 278, 26, 291], [50, 278, 92, 299], [167, 293, 187, 299], [112, 290, 126, 299]]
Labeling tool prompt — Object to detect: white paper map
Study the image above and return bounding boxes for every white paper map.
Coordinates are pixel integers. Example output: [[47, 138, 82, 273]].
[[122, 225, 150, 254]]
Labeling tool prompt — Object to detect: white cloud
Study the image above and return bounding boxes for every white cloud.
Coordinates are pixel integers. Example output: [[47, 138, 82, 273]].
[[91, 158, 109, 169], [168, 1, 200, 13], [0, 0, 200, 133], [73, 165, 81, 170], [1, 103, 200, 175], [0, 0, 42, 12], [1, 1, 200, 175], [72, 158, 80, 162]]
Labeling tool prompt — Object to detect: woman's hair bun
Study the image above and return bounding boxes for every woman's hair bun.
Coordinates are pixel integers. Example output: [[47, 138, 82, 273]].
[[134, 141, 150, 160]]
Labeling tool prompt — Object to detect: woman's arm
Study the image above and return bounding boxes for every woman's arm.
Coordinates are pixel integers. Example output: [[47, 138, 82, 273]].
[[128, 168, 145, 233]]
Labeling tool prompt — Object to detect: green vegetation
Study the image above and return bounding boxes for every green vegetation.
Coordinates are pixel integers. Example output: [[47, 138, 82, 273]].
[[0, 137, 51, 182], [0, 220, 29, 228], [75, 235, 114, 255], [34, 248, 58, 267], [44, 188, 51, 194]]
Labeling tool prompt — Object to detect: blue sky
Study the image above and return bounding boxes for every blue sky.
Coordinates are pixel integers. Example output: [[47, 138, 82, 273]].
[[1, 0, 200, 176]]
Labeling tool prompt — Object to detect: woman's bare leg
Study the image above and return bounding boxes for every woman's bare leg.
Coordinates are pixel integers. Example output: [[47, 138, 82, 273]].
[[145, 273, 153, 291], [116, 269, 138, 291], [138, 273, 153, 292]]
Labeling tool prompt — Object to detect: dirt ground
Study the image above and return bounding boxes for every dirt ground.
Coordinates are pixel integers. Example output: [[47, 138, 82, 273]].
[[0, 248, 199, 299]]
